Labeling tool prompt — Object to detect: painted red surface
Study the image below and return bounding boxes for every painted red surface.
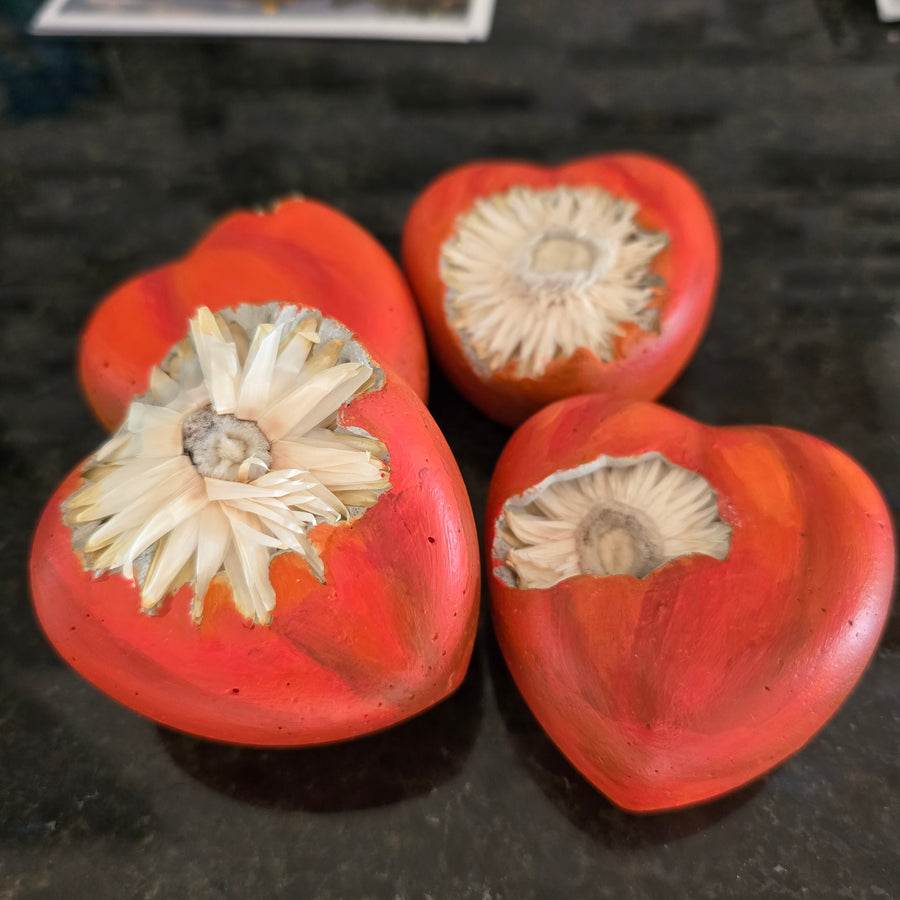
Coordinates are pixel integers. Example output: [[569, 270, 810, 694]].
[[31, 369, 479, 746], [80, 197, 429, 430], [402, 153, 719, 426], [486, 397, 895, 812]]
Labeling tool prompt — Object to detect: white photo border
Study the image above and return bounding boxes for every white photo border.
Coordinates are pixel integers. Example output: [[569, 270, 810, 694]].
[[876, 0, 900, 22], [31, 0, 496, 41]]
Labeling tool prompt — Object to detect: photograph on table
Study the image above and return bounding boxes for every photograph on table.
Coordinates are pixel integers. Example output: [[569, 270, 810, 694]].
[[30, 0, 496, 40]]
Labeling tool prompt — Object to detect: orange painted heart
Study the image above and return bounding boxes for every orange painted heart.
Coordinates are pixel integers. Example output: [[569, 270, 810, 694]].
[[31, 304, 478, 745], [486, 395, 894, 811], [402, 153, 719, 426], [81, 197, 428, 431]]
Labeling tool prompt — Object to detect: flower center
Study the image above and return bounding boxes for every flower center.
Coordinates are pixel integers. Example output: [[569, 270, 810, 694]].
[[523, 228, 617, 286], [182, 405, 272, 483], [574, 499, 664, 578]]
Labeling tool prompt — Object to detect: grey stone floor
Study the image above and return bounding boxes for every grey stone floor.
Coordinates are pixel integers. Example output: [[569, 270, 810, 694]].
[[1, 1, 898, 897]]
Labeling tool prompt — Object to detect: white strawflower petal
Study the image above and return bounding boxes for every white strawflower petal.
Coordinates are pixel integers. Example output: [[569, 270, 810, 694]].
[[496, 453, 731, 590], [64, 303, 390, 625], [271, 439, 386, 488], [227, 301, 296, 336], [203, 472, 342, 522], [226, 509, 285, 552], [66, 456, 187, 518], [159, 337, 205, 392], [203, 476, 295, 502], [257, 363, 373, 442], [533, 479, 594, 522], [299, 339, 344, 379], [271, 440, 371, 471], [250, 505, 315, 545], [141, 515, 201, 609], [91, 430, 134, 464], [193, 503, 232, 621], [255, 468, 354, 511], [504, 508, 577, 546], [442, 184, 667, 378], [264, 520, 325, 582], [236, 322, 283, 420], [81, 458, 199, 553], [190, 308, 240, 414], [148, 366, 181, 407], [222, 515, 277, 623], [331, 488, 387, 508], [507, 539, 581, 589], [307, 467, 388, 490], [163, 383, 212, 417], [125, 404, 184, 459], [299, 427, 387, 456], [122, 475, 209, 579], [235, 491, 324, 526], [88, 525, 144, 573], [268, 319, 320, 404]]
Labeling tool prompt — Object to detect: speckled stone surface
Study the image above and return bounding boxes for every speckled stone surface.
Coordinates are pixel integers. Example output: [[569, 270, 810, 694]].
[[1, 1, 898, 897]]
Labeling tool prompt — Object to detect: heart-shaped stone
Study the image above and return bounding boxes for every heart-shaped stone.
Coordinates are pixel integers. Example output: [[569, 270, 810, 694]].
[[81, 197, 428, 430], [486, 396, 894, 811], [402, 153, 719, 426], [32, 305, 478, 745]]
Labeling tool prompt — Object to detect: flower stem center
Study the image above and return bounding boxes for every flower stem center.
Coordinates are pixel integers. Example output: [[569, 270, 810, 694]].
[[183, 406, 272, 483], [575, 499, 663, 578], [526, 228, 616, 284]]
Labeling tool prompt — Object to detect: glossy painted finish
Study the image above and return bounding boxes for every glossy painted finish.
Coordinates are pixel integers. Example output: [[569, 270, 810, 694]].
[[486, 397, 895, 812], [80, 198, 429, 430], [402, 153, 720, 427], [31, 368, 479, 746]]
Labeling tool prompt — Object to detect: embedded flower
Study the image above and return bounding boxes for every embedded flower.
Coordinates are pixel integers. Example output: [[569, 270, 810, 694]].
[[64, 303, 391, 625], [440, 184, 668, 379], [496, 454, 730, 590]]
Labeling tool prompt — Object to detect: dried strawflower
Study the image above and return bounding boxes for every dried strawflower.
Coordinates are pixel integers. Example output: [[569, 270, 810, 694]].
[[442, 184, 668, 379], [64, 303, 390, 624], [496, 453, 731, 589]]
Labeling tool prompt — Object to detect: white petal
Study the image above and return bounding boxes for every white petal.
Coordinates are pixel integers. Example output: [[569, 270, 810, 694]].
[[193, 503, 232, 620], [257, 363, 373, 442], [236, 322, 283, 420], [67, 456, 191, 522], [228, 497, 318, 531], [82, 458, 199, 552], [508, 538, 580, 588], [268, 319, 319, 404], [298, 427, 387, 457], [126, 403, 184, 459], [265, 520, 325, 582], [140, 514, 202, 609], [164, 338, 205, 391], [190, 307, 240, 414], [148, 366, 181, 407], [92, 429, 134, 464], [222, 511, 276, 623], [121, 473, 208, 579], [504, 508, 577, 546], [271, 439, 387, 488]]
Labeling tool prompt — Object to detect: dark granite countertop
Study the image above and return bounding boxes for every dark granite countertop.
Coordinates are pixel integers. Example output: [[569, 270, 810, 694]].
[[1, 1, 898, 897]]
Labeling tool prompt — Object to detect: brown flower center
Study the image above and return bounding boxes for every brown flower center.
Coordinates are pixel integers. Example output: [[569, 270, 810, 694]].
[[524, 228, 617, 285], [183, 406, 271, 482], [575, 499, 664, 578]]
